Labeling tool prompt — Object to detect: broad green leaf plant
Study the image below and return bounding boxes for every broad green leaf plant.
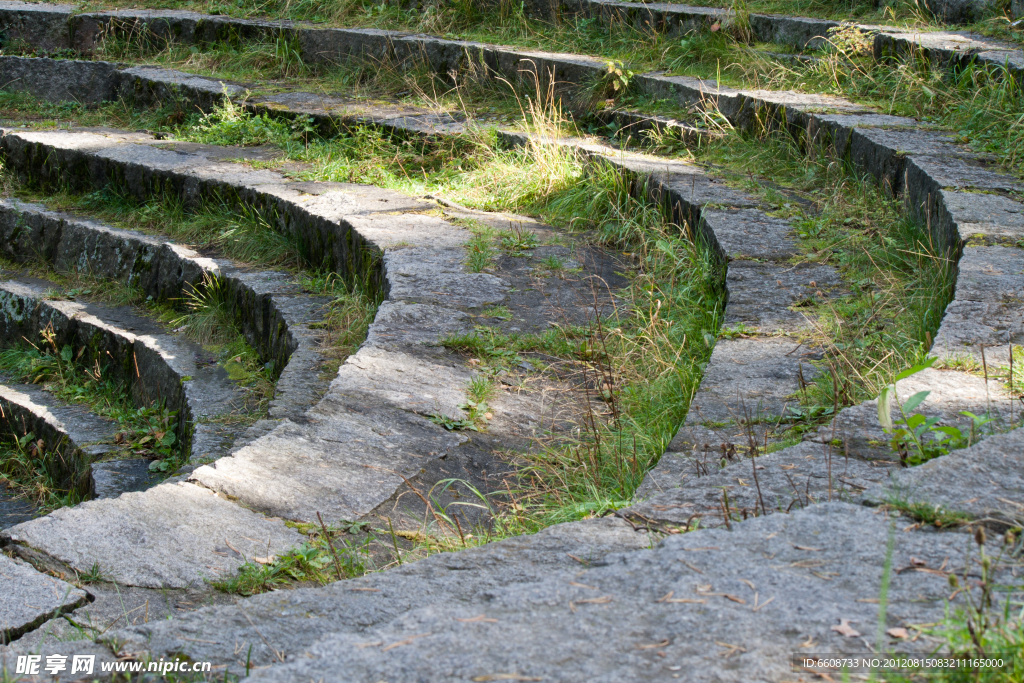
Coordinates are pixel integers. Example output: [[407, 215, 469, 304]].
[[877, 357, 992, 466]]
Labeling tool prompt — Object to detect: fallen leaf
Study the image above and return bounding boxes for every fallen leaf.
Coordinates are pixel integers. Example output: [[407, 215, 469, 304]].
[[569, 582, 597, 590], [636, 640, 670, 650], [381, 633, 432, 651], [252, 556, 276, 565], [886, 627, 909, 639], [457, 614, 498, 623], [793, 545, 823, 551], [715, 641, 745, 657], [831, 619, 861, 638], [348, 587, 380, 592]]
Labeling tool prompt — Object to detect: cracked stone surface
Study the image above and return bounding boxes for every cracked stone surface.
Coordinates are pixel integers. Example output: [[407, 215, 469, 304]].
[[627, 440, 896, 527], [662, 337, 821, 459], [724, 261, 845, 333], [109, 504, 1021, 683], [0, 553, 88, 644], [190, 401, 467, 525], [865, 426, 1024, 529], [0, 482, 303, 588]]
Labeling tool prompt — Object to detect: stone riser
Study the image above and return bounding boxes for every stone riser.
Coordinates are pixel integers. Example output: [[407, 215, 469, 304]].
[[0, 382, 119, 498], [0, 280, 223, 462], [0, 198, 329, 421]]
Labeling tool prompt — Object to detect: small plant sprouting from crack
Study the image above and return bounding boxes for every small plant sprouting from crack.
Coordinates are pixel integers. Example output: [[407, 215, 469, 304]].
[[877, 357, 996, 466]]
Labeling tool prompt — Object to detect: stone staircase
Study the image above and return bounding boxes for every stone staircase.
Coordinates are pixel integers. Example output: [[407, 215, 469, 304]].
[[0, 0, 1021, 680]]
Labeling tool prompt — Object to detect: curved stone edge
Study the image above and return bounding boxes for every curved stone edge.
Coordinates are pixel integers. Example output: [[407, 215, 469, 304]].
[[0, 127, 520, 530], [0, 197, 332, 423], [0, 380, 121, 498], [0, 278, 242, 464]]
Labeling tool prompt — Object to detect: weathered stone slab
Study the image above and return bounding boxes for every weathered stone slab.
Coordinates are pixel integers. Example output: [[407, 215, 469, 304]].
[[940, 190, 1024, 242], [190, 399, 466, 525], [332, 345, 474, 419], [724, 261, 844, 333], [701, 209, 799, 261], [865, 426, 1024, 528], [807, 367, 1015, 459], [0, 56, 118, 103], [626, 440, 896, 527], [667, 336, 820, 455], [933, 246, 1024, 362], [364, 301, 473, 354], [1, 482, 303, 589], [384, 247, 508, 310], [908, 156, 1024, 194], [90, 459, 161, 500], [113, 505, 1021, 682], [111, 517, 649, 669], [0, 553, 88, 644]]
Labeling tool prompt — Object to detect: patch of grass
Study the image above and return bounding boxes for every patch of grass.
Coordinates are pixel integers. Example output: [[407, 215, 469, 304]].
[[213, 521, 372, 595], [480, 305, 512, 320], [885, 496, 974, 528], [462, 221, 499, 273], [167, 275, 276, 415], [301, 271, 379, 374], [183, 94, 317, 149]]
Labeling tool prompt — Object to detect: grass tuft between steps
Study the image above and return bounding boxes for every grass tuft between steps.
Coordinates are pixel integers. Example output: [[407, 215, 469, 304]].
[[0, 326, 180, 510]]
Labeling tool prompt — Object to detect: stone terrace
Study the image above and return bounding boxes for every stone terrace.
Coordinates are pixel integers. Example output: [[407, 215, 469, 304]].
[[0, 1, 1021, 681]]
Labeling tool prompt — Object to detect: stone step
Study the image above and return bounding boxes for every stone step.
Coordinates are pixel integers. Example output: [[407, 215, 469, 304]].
[[0, 378, 149, 507], [629, 366, 1016, 527], [104, 503, 1023, 681], [864, 425, 1024, 530], [1, 480, 303, 589], [0, 552, 88, 645], [0, 276, 246, 465], [5, 55, 1023, 484], [0, 125, 586, 529], [9, 56, 1024, 464], [0, 197, 332, 422]]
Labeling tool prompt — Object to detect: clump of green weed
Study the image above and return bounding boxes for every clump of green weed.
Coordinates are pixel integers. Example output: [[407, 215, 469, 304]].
[[214, 520, 372, 596], [301, 271, 379, 372], [170, 275, 276, 414], [182, 95, 315, 149]]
